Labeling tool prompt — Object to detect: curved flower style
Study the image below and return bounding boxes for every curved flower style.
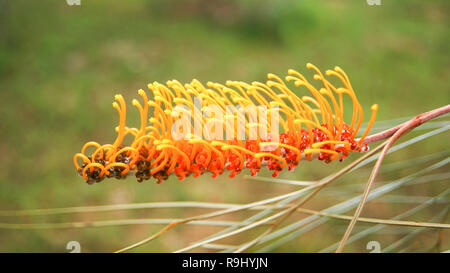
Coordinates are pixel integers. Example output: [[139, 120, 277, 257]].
[[73, 63, 378, 184]]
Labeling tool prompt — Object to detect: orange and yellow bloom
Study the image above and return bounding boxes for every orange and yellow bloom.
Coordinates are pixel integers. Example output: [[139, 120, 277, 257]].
[[73, 64, 378, 184]]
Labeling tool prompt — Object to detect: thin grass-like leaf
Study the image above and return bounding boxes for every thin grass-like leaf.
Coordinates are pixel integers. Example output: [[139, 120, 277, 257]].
[[382, 208, 448, 253], [319, 189, 449, 252], [255, 158, 449, 252]]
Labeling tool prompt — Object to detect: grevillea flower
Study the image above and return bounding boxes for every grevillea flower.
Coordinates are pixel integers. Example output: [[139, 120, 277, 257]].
[[73, 63, 378, 184]]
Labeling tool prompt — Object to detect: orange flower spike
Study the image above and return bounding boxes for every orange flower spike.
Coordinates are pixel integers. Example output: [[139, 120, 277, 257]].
[[74, 64, 378, 184]]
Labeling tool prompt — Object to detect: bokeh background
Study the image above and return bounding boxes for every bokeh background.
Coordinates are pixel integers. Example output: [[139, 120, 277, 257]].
[[0, 0, 448, 252]]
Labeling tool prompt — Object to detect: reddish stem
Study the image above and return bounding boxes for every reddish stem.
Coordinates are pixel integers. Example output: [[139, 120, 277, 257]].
[[362, 104, 450, 145], [336, 104, 450, 252]]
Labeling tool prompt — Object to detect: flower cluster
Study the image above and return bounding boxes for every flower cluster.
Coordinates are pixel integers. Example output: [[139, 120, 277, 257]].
[[73, 64, 378, 184]]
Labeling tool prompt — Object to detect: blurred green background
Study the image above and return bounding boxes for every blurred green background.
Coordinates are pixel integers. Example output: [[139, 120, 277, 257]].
[[0, 0, 448, 252]]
